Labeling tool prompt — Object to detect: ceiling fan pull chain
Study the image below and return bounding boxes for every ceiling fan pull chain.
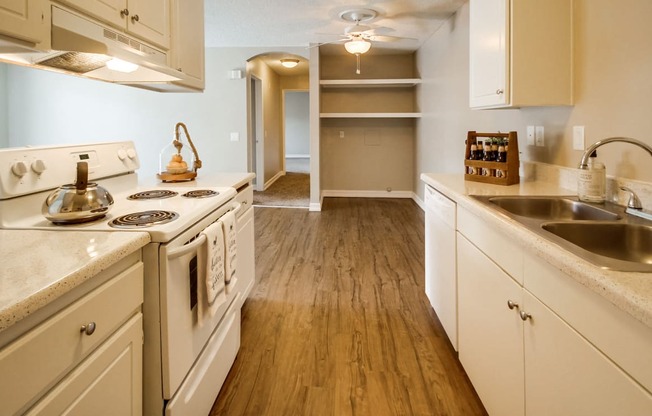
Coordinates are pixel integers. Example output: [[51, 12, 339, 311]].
[[356, 53, 361, 75]]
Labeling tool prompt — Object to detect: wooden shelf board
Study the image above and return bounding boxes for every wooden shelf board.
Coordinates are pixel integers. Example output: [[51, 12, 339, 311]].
[[320, 79, 422, 88], [320, 112, 422, 119]]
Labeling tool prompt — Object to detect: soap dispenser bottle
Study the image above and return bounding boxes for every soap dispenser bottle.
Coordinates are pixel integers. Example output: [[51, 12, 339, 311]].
[[578, 151, 606, 203]]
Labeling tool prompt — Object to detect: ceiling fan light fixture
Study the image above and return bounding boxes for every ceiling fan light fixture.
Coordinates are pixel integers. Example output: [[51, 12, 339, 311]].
[[344, 39, 371, 55], [280, 59, 299, 68]]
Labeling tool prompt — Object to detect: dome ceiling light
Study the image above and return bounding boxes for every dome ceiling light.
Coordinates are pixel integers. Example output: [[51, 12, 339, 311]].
[[280, 58, 299, 68]]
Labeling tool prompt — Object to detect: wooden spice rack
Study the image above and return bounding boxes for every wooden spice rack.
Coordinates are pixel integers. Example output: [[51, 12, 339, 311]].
[[464, 131, 519, 185]]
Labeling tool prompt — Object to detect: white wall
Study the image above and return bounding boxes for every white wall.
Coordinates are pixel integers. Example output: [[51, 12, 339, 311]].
[[0, 64, 7, 147], [4, 47, 308, 179], [415, 0, 652, 200], [284, 91, 309, 156]]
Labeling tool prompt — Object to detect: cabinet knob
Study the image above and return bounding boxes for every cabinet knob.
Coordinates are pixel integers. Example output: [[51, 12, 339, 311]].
[[496, 89, 504, 95], [507, 299, 519, 310], [131, 14, 140, 23], [120, 8, 129, 17], [80, 322, 97, 336], [519, 311, 532, 321]]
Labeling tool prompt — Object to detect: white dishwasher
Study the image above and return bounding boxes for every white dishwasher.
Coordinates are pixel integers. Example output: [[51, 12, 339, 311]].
[[424, 184, 458, 350]]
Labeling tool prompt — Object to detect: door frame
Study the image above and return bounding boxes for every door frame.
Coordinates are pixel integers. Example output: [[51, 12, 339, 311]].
[[282, 89, 309, 173], [249, 75, 264, 191]]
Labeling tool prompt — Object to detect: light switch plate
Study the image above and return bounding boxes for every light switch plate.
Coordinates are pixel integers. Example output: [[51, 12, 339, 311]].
[[526, 126, 535, 146], [230, 132, 239, 142], [535, 126, 545, 147], [573, 126, 585, 150]]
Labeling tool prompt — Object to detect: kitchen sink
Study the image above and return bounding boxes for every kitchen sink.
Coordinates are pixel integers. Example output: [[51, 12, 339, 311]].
[[486, 196, 619, 221], [471, 195, 652, 272], [542, 222, 652, 270]]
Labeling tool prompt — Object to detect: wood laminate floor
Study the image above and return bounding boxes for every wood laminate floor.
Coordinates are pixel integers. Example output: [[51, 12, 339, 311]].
[[210, 198, 486, 416]]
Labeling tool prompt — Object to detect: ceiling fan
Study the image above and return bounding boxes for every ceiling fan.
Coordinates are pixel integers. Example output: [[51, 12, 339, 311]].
[[313, 8, 416, 74]]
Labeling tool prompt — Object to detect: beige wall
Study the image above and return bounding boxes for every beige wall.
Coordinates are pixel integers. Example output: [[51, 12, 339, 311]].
[[416, 0, 652, 200], [320, 53, 417, 193]]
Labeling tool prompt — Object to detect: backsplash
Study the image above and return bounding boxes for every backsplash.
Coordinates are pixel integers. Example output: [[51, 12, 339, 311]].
[[521, 161, 652, 210]]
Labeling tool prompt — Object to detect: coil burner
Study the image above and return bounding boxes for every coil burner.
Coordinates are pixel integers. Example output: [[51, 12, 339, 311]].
[[109, 210, 179, 228], [182, 190, 219, 198], [127, 190, 179, 200]]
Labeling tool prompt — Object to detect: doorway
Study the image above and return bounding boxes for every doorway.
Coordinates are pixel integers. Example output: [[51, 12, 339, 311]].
[[249, 75, 264, 191], [283, 90, 309, 174]]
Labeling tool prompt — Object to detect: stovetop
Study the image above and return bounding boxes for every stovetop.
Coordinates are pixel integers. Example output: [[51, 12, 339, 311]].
[[0, 141, 238, 242]]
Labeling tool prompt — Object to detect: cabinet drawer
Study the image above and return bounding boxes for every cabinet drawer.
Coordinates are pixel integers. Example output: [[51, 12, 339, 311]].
[[234, 184, 253, 217], [457, 205, 523, 284], [0, 262, 143, 415]]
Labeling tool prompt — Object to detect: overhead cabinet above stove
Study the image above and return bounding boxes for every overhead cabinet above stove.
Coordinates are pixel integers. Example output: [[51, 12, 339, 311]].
[[0, 0, 205, 92], [469, 0, 573, 109]]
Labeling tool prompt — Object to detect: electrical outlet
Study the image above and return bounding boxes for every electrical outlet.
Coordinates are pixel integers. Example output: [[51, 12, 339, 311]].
[[339, 130, 345, 139], [230, 132, 239, 142], [573, 126, 585, 150], [526, 126, 535, 146], [535, 126, 545, 147]]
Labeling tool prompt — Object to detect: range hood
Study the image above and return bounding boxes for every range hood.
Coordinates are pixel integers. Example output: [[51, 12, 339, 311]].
[[0, 6, 189, 90]]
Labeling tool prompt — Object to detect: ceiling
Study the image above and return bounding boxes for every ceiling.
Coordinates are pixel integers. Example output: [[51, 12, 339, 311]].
[[204, 0, 466, 53]]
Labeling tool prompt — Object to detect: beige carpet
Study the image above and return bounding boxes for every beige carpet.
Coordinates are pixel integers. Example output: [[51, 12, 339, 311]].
[[253, 172, 309, 208]]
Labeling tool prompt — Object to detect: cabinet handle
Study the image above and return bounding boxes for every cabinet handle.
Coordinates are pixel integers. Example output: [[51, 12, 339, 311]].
[[131, 14, 140, 23], [80, 322, 97, 336], [507, 299, 519, 310], [496, 89, 504, 95], [519, 311, 532, 321], [120, 8, 129, 17]]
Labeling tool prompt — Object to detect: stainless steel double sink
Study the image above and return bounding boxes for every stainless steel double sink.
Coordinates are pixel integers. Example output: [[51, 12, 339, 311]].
[[471, 195, 652, 272]]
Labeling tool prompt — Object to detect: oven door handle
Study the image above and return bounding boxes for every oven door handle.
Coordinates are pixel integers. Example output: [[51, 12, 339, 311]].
[[168, 234, 207, 259], [231, 202, 243, 216]]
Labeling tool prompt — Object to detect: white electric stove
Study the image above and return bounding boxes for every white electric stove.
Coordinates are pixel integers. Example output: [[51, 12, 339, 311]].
[[0, 141, 247, 416]]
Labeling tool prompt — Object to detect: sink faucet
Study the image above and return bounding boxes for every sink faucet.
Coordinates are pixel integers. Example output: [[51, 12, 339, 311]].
[[578, 137, 652, 169]]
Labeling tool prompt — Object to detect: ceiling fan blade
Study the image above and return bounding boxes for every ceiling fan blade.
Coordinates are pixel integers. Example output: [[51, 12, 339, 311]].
[[368, 34, 418, 43], [306, 38, 348, 49]]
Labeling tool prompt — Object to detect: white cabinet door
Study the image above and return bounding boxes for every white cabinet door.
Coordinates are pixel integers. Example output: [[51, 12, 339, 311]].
[[169, 0, 204, 88], [26, 313, 143, 416], [469, 0, 508, 108], [56, 0, 169, 49], [0, 0, 47, 43], [523, 291, 652, 416], [424, 185, 457, 349], [236, 205, 255, 305], [57, 0, 126, 29], [128, 0, 169, 49], [457, 233, 524, 416]]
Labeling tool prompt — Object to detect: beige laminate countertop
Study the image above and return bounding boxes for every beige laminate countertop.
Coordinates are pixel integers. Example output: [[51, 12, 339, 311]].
[[139, 172, 255, 190], [421, 173, 652, 329], [0, 230, 150, 332]]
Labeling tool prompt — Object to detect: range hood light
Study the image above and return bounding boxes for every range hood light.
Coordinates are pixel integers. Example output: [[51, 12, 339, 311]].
[[106, 58, 139, 73]]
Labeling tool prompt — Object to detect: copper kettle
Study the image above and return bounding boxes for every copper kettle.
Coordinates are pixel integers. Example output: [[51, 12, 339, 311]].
[[42, 162, 114, 224]]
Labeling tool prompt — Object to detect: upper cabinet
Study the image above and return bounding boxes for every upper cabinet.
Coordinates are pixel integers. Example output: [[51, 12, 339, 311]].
[[469, 0, 573, 109], [0, 0, 48, 45], [56, 0, 170, 49], [168, 0, 204, 90]]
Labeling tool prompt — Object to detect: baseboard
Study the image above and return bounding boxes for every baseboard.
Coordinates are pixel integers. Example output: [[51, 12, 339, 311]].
[[286, 154, 310, 159], [263, 171, 285, 190], [322, 190, 414, 199], [412, 192, 425, 211]]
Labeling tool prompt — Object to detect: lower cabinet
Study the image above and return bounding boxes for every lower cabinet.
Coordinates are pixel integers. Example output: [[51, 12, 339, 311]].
[[457, 206, 652, 416], [0, 256, 144, 415], [25, 313, 143, 416], [458, 233, 524, 416]]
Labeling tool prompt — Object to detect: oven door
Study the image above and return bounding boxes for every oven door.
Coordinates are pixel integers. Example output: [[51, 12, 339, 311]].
[[158, 202, 240, 399]]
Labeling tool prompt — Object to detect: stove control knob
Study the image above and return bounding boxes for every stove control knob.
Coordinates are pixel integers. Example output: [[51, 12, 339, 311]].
[[126, 148, 137, 159], [11, 161, 29, 177], [117, 149, 128, 160], [31, 159, 47, 174]]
